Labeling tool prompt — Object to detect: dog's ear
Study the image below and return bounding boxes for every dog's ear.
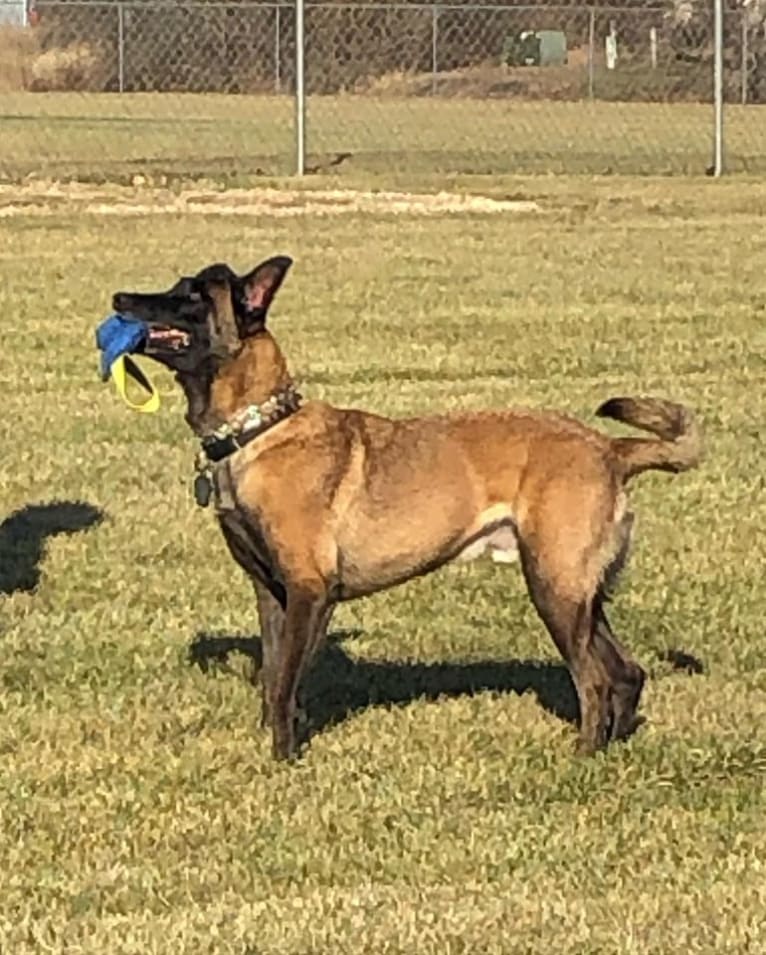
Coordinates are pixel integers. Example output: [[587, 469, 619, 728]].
[[237, 256, 293, 334], [204, 276, 242, 357]]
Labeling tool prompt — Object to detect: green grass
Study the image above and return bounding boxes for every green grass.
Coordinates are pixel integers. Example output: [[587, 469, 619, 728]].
[[2, 91, 766, 180], [1, 170, 766, 953]]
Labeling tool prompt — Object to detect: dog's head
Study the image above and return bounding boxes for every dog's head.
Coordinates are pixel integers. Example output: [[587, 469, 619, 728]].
[[111, 256, 292, 373]]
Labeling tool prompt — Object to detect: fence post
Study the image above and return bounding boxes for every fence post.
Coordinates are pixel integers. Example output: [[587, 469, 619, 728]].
[[712, 0, 723, 175], [587, 7, 595, 100], [275, 4, 281, 93], [741, 10, 748, 105], [431, 5, 439, 95], [117, 2, 125, 94], [295, 0, 306, 175]]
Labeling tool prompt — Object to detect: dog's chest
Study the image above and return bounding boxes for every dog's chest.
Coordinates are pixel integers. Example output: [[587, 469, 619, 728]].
[[217, 507, 279, 585], [211, 464, 281, 584]]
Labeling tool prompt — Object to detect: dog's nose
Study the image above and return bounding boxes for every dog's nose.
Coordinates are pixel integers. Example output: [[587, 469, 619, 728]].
[[112, 293, 130, 312]]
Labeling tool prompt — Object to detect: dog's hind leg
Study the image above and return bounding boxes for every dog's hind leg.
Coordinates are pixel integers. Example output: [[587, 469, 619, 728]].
[[517, 495, 623, 754], [520, 558, 612, 755], [592, 598, 646, 742], [590, 513, 646, 742]]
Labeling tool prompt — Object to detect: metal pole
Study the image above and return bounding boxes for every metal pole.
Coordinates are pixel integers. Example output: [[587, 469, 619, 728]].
[[713, 0, 724, 175], [117, 3, 125, 94], [587, 7, 595, 100], [275, 4, 281, 93], [741, 11, 748, 106], [431, 6, 439, 96], [295, 0, 305, 175]]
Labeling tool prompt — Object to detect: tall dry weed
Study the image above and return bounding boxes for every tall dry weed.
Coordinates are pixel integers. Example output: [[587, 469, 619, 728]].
[[0, 25, 39, 92], [29, 41, 106, 91]]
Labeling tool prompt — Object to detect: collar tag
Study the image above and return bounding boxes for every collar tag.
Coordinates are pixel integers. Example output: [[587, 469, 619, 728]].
[[193, 472, 213, 508]]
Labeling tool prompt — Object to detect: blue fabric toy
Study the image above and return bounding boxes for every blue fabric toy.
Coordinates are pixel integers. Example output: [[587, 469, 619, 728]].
[[95, 313, 149, 381]]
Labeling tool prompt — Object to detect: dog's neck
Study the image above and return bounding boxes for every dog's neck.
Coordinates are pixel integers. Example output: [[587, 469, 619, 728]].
[[179, 331, 294, 436]]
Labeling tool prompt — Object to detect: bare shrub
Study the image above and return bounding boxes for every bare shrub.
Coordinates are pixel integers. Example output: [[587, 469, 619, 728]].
[[29, 42, 107, 92]]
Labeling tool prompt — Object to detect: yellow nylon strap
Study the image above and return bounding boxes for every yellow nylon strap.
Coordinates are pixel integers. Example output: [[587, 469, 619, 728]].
[[110, 354, 160, 414]]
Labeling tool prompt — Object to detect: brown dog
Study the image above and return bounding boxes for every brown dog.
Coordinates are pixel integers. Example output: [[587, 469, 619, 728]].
[[112, 256, 701, 761]]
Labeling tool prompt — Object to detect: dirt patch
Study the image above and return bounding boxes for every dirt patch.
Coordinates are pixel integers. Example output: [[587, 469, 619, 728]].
[[360, 61, 588, 102], [0, 182, 540, 218], [355, 53, 718, 105]]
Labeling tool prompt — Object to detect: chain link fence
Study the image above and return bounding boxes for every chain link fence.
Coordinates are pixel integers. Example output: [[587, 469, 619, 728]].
[[1, 0, 765, 179]]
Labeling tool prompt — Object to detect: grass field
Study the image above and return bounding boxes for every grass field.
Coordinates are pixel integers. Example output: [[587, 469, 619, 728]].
[[3, 91, 766, 179], [1, 100, 766, 951]]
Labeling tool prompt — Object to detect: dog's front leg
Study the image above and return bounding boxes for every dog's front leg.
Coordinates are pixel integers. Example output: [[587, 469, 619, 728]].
[[270, 581, 328, 761], [254, 579, 284, 729]]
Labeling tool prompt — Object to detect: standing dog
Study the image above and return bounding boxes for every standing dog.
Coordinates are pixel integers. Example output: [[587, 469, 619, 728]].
[[111, 256, 701, 761]]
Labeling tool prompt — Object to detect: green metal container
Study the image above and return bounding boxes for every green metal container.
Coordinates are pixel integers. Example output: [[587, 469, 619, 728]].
[[503, 29, 568, 67], [537, 30, 568, 66]]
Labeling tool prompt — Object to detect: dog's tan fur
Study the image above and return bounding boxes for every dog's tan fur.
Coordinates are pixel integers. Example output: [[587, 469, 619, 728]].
[[114, 259, 702, 762]]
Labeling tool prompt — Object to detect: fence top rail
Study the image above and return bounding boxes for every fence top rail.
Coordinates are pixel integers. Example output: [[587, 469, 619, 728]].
[[34, 0, 671, 12]]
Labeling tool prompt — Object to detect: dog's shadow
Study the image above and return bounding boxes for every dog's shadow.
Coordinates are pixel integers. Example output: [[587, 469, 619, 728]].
[[189, 629, 581, 740], [0, 501, 104, 596]]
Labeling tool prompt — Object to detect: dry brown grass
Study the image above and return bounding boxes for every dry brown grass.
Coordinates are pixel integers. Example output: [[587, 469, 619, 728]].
[[0, 25, 38, 92], [0, 26, 105, 92], [355, 51, 717, 104], [356, 60, 587, 101], [28, 41, 106, 92], [0, 180, 540, 218]]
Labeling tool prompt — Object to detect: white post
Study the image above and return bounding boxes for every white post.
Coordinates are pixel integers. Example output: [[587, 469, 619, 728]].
[[649, 26, 657, 70], [295, 0, 306, 175], [117, 3, 125, 94], [605, 20, 617, 71], [713, 0, 724, 175]]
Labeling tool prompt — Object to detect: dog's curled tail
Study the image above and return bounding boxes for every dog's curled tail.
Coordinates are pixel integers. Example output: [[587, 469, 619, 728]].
[[596, 396, 702, 482]]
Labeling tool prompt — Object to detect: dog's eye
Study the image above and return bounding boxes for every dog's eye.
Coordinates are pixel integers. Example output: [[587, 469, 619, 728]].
[[189, 292, 202, 303]]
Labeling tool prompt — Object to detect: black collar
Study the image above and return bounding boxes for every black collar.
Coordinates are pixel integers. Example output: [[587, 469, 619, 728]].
[[200, 385, 302, 464]]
